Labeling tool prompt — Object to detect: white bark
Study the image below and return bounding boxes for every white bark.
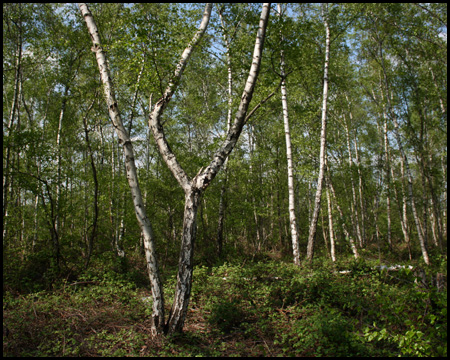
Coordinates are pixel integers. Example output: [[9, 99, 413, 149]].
[[3, 18, 22, 242], [390, 162, 411, 257], [392, 117, 430, 265], [149, 3, 270, 334], [149, 4, 213, 193], [196, 3, 270, 189], [377, 43, 431, 265], [82, 2, 270, 335], [55, 87, 69, 240], [217, 8, 234, 257], [326, 176, 336, 262], [307, 3, 329, 261], [79, 3, 165, 335], [278, 3, 300, 266], [353, 131, 366, 246], [379, 78, 392, 249], [327, 163, 359, 259], [343, 113, 363, 248]]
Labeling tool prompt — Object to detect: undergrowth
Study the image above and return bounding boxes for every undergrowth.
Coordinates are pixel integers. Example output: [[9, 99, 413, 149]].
[[3, 255, 447, 357]]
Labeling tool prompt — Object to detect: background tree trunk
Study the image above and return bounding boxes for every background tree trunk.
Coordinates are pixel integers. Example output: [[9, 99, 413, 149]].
[[278, 3, 300, 266], [307, 3, 330, 261]]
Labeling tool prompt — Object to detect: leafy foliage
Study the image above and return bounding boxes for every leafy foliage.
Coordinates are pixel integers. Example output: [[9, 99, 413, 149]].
[[4, 257, 446, 356], [2, 2, 447, 357]]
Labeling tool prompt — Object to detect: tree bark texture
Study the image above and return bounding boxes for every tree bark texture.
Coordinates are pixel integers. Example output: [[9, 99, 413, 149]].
[[79, 3, 165, 335]]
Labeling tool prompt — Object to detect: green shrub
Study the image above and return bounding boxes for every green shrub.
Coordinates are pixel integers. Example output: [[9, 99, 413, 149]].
[[207, 298, 246, 334], [274, 306, 369, 356]]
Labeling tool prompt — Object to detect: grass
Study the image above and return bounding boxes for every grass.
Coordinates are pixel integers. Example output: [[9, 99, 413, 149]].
[[3, 254, 447, 357]]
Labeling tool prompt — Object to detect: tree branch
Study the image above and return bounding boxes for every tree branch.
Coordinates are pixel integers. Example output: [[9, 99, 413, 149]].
[[149, 4, 213, 192]]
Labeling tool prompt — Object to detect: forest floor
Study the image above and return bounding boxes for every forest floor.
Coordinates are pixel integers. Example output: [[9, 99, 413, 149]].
[[3, 252, 447, 357]]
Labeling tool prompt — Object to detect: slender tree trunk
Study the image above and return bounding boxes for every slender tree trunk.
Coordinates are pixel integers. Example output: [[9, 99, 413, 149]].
[[109, 129, 117, 253], [400, 159, 412, 259], [217, 8, 233, 258], [441, 155, 447, 238], [3, 14, 22, 242], [115, 139, 126, 257], [307, 3, 330, 261], [248, 124, 262, 250], [390, 163, 411, 257], [165, 187, 201, 334], [278, 3, 300, 265], [392, 118, 430, 265], [55, 87, 69, 241], [429, 66, 446, 116], [343, 113, 363, 248], [79, 3, 165, 335], [377, 43, 431, 265], [353, 131, 366, 246], [326, 175, 336, 262], [82, 100, 98, 269], [426, 153, 443, 250], [379, 78, 393, 250], [326, 160, 359, 259]]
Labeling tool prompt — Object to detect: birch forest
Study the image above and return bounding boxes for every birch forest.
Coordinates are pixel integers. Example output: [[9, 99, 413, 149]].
[[3, 3, 447, 357]]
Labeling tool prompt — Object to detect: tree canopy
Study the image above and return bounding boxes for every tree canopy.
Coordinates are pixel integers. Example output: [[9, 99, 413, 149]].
[[3, 1, 447, 336]]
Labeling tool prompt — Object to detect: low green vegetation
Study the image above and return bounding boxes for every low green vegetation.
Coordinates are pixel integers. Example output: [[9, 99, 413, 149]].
[[3, 254, 446, 357]]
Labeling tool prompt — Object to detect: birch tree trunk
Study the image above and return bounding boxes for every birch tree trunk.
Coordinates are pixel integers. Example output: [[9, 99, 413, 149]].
[[278, 3, 300, 266], [216, 8, 233, 258], [55, 85, 69, 248], [248, 124, 262, 250], [342, 113, 363, 248], [79, 3, 165, 335], [391, 116, 430, 265], [82, 100, 98, 269], [307, 3, 330, 262], [379, 78, 392, 249], [149, 3, 270, 334], [82, 2, 269, 335], [353, 130, 366, 246], [390, 162, 411, 258], [326, 160, 359, 259], [3, 10, 22, 242], [377, 42, 431, 265], [326, 175, 336, 262]]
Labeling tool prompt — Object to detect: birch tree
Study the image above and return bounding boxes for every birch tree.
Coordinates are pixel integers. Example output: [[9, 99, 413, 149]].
[[216, 6, 234, 258], [149, 3, 270, 333], [306, 3, 330, 262], [79, 3, 165, 335], [277, 3, 300, 265], [81, 2, 270, 335]]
